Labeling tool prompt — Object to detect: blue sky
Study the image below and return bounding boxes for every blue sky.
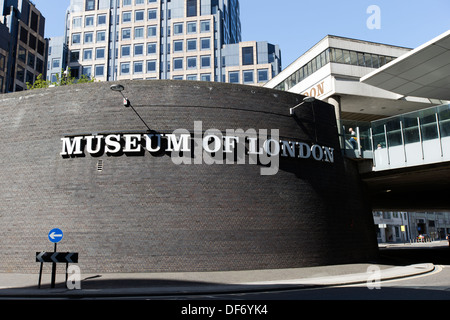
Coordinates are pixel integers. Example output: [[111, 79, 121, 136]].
[[34, 0, 450, 68]]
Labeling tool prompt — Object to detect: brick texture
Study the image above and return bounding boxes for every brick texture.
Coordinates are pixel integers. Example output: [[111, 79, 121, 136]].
[[0, 80, 378, 273]]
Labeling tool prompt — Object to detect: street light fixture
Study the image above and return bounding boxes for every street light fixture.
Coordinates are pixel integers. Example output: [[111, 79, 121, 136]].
[[110, 84, 152, 132], [289, 96, 315, 116]]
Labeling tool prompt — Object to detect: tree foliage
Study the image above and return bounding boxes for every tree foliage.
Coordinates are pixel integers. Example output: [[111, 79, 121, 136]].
[[27, 68, 95, 90]]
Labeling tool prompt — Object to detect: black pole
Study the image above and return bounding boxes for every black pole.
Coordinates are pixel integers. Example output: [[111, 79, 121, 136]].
[[38, 262, 43, 289], [51, 243, 57, 288]]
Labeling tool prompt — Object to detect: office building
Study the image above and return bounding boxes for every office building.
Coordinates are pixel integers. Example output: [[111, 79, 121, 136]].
[[65, 0, 281, 85], [266, 31, 450, 243], [47, 36, 68, 83], [0, 0, 47, 92]]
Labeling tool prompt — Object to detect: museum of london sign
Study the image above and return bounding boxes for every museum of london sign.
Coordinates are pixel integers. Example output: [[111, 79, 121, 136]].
[[61, 121, 335, 176]]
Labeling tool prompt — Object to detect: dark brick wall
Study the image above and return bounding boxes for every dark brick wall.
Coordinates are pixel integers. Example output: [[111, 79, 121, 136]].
[[0, 80, 378, 273]]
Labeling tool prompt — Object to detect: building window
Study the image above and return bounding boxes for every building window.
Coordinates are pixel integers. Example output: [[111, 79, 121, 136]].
[[200, 20, 210, 33], [187, 74, 197, 81], [147, 25, 157, 37], [147, 60, 156, 72], [16, 65, 25, 82], [52, 58, 60, 69], [148, 0, 156, 3], [98, 14, 106, 25], [83, 49, 92, 60], [73, 17, 82, 28], [134, 61, 143, 73], [70, 51, 80, 62], [84, 32, 93, 43], [243, 70, 254, 83], [85, 0, 95, 11], [201, 74, 211, 81], [147, 42, 157, 54], [135, 0, 144, 4], [229, 71, 239, 83], [201, 55, 210, 68], [148, 9, 157, 20], [135, 10, 144, 21], [82, 66, 92, 77], [187, 22, 197, 33], [122, 11, 132, 23], [72, 33, 81, 44], [201, 38, 210, 50], [121, 62, 130, 75], [27, 53, 35, 68], [122, 28, 131, 40], [134, 27, 144, 39], [173, 40, 183, 52], [121, 45, 131, 57], [258, 69, 268, 82], [18, 46, 26, 63], [85, 15, 94, 27], [134, 44, 144, 56], [173, 23, 183, 35], [97, 31, 106, 42], [242, 47, 254, 65], [173, 58, 183, 70], [19, 27, 28, 44], [95, 65, 104, 77], [187, 39, 196, 51], [187, 56, 197, 69], [96, 47, 105, 59], [123, 0, 132, 6], [187, 0, 197, 17]]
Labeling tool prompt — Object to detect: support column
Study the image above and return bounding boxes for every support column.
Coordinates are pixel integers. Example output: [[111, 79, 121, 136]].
[[328, 95, 344, 148]]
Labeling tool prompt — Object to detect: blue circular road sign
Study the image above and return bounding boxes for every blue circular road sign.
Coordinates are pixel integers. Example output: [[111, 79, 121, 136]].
[[48, 228, 63, 243]]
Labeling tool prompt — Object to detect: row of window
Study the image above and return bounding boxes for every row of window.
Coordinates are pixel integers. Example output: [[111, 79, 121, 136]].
[[172, 56, 212, 71], [16, 65, 38, 84], [85, 0, 157, 11], [122, 0, 157, 6], [72, 25, 159, 44], [18, 46, 44, 74], [275, 47, 396, 91], [73, 14, 107, 28], [69, 37, 212, 63], [228, 69, 269, 84], [19, 26, 46, 56], [173, 20, 211, 35]]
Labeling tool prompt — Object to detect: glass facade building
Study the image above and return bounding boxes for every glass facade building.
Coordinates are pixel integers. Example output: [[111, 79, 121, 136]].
[[0, 0, 47, 92], [65, 0, 281, 85]]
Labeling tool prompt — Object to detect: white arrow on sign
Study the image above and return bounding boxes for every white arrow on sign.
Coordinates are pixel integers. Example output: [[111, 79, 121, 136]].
[[49, 232, 63, 240], [65, 253, 75, 263], [37, 252, 45, 262], [51, 252, 59, 263]]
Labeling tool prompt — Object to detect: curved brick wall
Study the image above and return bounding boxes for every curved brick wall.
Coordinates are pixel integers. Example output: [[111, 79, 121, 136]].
[[0, 80, 377, 273]]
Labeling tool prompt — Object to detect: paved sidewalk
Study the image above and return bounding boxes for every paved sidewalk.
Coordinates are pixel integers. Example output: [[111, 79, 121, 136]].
[[0, 262, 435, 298]]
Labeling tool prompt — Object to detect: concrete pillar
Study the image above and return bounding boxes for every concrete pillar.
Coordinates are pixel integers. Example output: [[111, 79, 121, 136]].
[[328, 95, 343, 148], [328, 95, 342, 126]]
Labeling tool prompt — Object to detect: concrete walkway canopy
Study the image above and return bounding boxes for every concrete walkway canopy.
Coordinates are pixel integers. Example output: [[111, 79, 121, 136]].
[[361, 30, 450, 101]]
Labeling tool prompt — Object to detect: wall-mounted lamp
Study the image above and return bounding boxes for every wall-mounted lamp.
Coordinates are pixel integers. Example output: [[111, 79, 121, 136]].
[[289, 96, 315, 116], [110, 84, 152, 132]]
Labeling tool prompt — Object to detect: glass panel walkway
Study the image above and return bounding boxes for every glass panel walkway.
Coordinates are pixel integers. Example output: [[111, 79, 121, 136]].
[[340, 103, 450, 171]]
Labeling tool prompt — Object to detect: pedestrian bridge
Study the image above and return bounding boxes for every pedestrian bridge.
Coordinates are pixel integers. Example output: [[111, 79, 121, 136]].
[[341, 103, 450, 211]]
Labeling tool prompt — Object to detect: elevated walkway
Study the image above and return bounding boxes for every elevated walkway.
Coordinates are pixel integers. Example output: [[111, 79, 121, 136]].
[[341, 103, 450, 211], [341, 103, 450, 172]]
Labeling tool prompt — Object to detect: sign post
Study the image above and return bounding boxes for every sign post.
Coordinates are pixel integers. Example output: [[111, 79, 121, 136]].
[[48, 228, 63, 288], [37, 228, 79, 289]]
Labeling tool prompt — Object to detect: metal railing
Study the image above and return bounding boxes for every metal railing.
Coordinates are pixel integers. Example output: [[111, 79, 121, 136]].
[[340, 103, 450, 171]]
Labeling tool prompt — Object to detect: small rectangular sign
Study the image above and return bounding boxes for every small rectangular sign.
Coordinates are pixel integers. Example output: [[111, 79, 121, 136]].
[[36, 252, 78, 263]]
